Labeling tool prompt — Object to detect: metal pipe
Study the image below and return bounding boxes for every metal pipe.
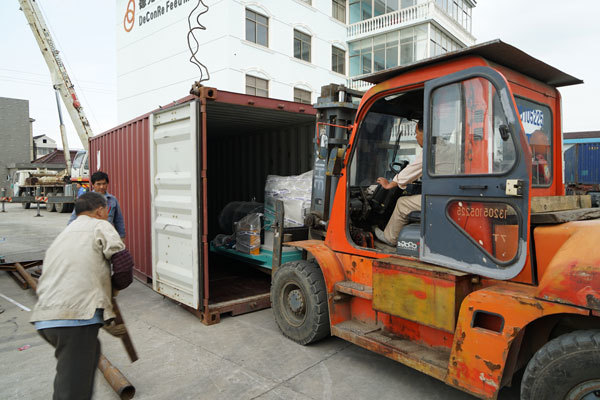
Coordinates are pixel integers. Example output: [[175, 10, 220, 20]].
[[14, 263, 136, 399], [98, 355, 136, 400]]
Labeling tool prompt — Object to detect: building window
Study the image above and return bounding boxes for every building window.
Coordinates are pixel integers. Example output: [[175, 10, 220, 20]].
[[246, 9, 268, 47], [294, 88, 312, 104], [435, 0, 472, 32], [349, 25, 427, 77], [332, 0, 346, 23], [373, 32, 399, 71], [430, 25, 460, 57], [349, 0, 372, 24], [332, 46, 346, 74], [294, 30, 311, 62], [246, 75, 268, 97], [375, 0, 400, 17]]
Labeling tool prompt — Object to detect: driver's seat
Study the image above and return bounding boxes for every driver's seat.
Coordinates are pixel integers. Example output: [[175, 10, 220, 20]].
[[395, 211, 421, 257], [407, 211, 421, 224]]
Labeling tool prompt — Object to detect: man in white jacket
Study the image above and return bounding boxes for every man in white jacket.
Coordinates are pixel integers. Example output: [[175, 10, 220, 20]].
[[374, 120, 423, 246], [31, 192, 126, 399]]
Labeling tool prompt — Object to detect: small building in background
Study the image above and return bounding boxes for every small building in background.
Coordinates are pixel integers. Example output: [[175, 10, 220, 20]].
[[0, 97, 32, 192], [32, 134, 57, 159]]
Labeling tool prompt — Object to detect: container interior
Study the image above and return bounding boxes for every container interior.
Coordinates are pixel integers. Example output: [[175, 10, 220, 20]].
[[205, 101, 315, 305]]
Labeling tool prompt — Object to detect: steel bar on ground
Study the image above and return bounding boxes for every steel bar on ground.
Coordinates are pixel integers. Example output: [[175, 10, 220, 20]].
[[111, 298, 138, 362], [98, 355, 136, 400]]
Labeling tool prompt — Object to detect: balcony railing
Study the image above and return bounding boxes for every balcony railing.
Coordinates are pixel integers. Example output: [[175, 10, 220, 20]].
[[347, 2, 430, 39], [346, 1, 476, 45], [347, 78, 374, 92]]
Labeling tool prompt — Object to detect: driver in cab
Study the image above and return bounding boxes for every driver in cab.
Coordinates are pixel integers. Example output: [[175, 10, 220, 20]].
[[374, 120, 423, 246]]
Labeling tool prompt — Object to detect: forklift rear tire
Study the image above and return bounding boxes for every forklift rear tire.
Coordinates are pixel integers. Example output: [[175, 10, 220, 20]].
[[22, 202, 30, 209], [520, 330, 600, 400], [271, 260, 330, 345]]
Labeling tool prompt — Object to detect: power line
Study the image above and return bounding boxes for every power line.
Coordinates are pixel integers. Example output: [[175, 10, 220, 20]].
[[0, 75, 115, 94], [0, 67, 115, 87]]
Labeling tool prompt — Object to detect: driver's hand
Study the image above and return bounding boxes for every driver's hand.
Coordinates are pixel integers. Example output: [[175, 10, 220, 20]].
[[376, 177, 392, 189]]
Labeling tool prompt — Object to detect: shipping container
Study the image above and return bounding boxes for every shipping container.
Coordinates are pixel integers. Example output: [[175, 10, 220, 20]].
[[564, 142, 600, 186], [90, 89, 316, 323]]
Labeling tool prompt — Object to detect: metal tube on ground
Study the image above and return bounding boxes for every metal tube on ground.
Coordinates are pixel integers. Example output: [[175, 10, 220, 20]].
[[14, 263, 137, 399], [98, 355, 136, 400]]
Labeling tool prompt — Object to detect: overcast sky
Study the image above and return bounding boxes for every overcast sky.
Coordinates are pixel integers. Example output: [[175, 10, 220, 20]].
[[1, 1, 598, 150]]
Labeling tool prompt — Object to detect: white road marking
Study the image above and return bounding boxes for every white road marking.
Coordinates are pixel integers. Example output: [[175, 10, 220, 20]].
[[0, 293, 31, 312]]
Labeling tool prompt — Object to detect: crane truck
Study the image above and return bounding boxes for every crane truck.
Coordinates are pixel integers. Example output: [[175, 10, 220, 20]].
[[3, 0, 94, 212]]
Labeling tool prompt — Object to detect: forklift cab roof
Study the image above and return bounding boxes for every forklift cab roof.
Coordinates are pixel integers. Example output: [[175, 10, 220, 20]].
[[356, 40, 583, 87]]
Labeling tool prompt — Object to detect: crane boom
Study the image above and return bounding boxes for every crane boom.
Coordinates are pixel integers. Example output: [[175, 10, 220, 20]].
[[19, 0, 93, 152]]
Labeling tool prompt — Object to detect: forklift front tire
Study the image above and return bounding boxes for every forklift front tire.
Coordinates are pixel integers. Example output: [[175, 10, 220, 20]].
[[22, 202, 30, 209], [521, 329, 600, 400], [271, 260, 330, 345]]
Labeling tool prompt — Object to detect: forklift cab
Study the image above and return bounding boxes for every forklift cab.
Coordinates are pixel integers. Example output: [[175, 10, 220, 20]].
[[342, 45, 563, 280]]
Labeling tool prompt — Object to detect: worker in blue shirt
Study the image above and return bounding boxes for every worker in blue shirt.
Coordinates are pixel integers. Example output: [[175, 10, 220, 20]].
[[68, 171, 126, 239]]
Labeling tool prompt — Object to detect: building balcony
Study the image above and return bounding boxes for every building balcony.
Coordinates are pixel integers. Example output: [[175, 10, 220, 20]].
[[347, 78, 374, 92], [347, 0, 476, 46]]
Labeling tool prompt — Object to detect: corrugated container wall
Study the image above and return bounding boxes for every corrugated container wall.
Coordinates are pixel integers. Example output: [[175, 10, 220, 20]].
[[90, 115, 152, 281], [564, 143, 600, 185]]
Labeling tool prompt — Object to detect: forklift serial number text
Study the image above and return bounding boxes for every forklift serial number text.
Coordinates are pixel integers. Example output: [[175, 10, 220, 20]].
[[456, 206, 507, 219]]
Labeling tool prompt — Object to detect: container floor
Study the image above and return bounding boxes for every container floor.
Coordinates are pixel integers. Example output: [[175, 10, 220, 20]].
[[207, 253, 271, 305]]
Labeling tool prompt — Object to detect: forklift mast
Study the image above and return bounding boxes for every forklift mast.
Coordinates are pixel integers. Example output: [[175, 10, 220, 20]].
[[307, 84, 362, 234]]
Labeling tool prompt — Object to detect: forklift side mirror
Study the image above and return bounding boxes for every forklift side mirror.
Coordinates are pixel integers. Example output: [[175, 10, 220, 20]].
[[499, 124, 511, 141]]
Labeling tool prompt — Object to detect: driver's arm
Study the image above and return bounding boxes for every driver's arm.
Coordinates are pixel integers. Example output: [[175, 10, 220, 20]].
[[391, 152, 423, 189]]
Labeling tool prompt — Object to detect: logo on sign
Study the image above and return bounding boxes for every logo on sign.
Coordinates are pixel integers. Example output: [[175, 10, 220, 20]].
[[397, 240, 418, 251], [124, 0, 135, 32], [520, 108, 544, 133]]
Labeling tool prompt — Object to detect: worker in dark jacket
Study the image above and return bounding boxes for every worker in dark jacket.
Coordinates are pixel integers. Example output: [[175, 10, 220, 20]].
[[68, 171, 126, 239]]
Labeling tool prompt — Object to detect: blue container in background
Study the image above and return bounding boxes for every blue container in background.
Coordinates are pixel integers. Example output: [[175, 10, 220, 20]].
[[564, 143, 600, 185]]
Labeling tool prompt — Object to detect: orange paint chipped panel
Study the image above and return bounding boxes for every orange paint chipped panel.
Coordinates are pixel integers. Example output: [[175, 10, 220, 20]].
[[337, 254, 374, 286], [384, 315, 455, 349], [447, 285, 588, 398], [535, 220, 600, 311]]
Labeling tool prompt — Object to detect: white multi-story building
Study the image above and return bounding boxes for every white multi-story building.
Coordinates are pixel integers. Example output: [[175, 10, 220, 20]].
[[346, 0, 475, 90], [116, 0, 475, 122]]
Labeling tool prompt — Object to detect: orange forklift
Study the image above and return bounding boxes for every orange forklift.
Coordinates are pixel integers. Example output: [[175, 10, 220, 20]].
[[270, 40, 600, 400]]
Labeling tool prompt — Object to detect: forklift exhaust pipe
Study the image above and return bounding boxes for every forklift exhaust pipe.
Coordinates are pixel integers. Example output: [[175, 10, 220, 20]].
[[14, 263, 137, 399]]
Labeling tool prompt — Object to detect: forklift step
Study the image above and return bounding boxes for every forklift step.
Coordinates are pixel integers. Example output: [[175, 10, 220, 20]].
[[334, 281, 373, 299], [331, 320, 450, 382]]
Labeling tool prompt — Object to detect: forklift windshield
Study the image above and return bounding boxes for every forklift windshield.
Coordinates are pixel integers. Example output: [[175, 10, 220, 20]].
[[349, 89, 424, 187]]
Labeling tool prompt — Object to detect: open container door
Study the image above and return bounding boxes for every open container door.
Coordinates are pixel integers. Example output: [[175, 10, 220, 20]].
[[150, 101, 202, 308], [421, 66, 531, 280]]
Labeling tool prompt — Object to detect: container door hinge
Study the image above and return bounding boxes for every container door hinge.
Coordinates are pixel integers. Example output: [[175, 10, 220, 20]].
[[506, 179, 524, 196]]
